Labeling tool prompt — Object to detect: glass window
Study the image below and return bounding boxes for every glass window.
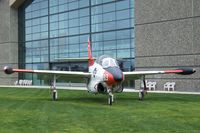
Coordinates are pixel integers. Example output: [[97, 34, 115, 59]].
[[69, 10, 78, 19], [79, 0, 89, 8], [92, 23, 103, 32], [80, 34, 89, 43], [92, 33, 103, 42], [50, 0, 58, 7], [40, 47, 48, 55], [69, 36, 79, 44], [50, 6, 58, 14], [40, 40, 48, 47], [50, 30, 59, 38], [25, 42, 32, 48], [116, 9, 130, 20], [58, 37, 66, 45], [32, 41, 40, 48], [103, 12, 116, 22], [80, 52, 87, 57], [41, 24, 48, 32], [26, 34, 32, 41], [80, 17, 89, 26], [40, 8, 48, 16], [69, 52, 79, 58], [103, 31, 116, 41], [91, 6, 103, 15], [59, 12, 68, 21], [117, 49, 130, 58], [104, 41, 116, 50], [41, 55, 48, 62], [59, 0, 66, 5], [40, 1, 48, 9], [59, 4, 68, 12], [26, 56, 32, 63], [26, 5, 32, 13], [50, 46, 59, 54], [32, 10, 40, 18], [103, 21, 116, 31], [69, 1, 78, 10], [92, 14, 103, 24], [40, 32, 48, 39], [117, 39, 130, 49], [92, 42, 103, 51], [22, 0, 134, 85], [26, 49, 32, 56], [40, 16, 48, 24], [116, 19, 130, 29], [79, 8, 89, 17], [116, 0, 129, 10], [69, 27, 79, 35], [69, 44, 79, 52], [59, 21, 68, 29], [69, 19, 79, 27], [26, 27, 32, 34], [25, 12, 31, 19], [32, 3, 40, 11], [50, 14, 58, 22], [50, 38, 58, 47], [26, 20, 32, 27], [91, 0, 103, 5], [59, 29, 67, 36], [80, 25, 89, 34], [117, 30, 130, 39], [104, 50, 116, 58], [32, 33, 40, 40], [50, 22, 58, 30], [103, 3, 115, 13], [32, 25, 40, 33], [32, 18, 40, 26], [59, 45, 68, 53]]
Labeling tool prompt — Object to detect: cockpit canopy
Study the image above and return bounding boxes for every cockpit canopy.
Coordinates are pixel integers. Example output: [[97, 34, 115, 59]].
[[96, 55, 119, 68]]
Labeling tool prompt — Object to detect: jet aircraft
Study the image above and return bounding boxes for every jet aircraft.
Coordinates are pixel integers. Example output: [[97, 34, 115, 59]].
[[3, 39, 196, 105]]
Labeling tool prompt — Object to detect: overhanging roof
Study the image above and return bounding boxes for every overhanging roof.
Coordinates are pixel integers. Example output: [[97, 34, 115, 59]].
[[10, 0, 26, 9]]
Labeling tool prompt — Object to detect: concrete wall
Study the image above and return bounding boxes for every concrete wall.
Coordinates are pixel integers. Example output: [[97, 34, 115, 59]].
[[0, 0, 18, 85], [135, 0, 200, 92]]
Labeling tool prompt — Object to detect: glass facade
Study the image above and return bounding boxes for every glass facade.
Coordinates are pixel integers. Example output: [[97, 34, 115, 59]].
[[19, 0, 134, 86]]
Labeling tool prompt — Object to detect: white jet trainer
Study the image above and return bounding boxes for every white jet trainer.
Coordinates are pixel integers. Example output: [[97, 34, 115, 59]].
[[4, 39, 196, 105]]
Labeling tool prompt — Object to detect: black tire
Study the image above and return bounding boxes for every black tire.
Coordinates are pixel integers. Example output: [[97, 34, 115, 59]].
[[53, 91, 56, 101], [139, 91, 144, 101]]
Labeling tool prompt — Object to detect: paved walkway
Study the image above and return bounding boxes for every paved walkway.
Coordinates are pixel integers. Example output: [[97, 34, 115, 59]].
[[0, 85, 200, 95]]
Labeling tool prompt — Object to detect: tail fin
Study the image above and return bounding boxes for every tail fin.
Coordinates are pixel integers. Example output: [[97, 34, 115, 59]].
[[88, 38, 94, 66]]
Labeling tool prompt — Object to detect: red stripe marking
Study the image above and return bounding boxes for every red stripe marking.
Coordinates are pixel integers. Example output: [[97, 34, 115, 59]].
[[88, 39, 94, 66], [164, 70, 183, 73], [13, 69, 34, 73]]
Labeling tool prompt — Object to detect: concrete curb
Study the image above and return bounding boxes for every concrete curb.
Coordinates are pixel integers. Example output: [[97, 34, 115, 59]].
[[0, 85, 200, 95]]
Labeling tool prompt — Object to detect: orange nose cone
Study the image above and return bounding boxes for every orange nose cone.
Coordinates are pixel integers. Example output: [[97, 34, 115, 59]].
[[104, 71, 114, 86]]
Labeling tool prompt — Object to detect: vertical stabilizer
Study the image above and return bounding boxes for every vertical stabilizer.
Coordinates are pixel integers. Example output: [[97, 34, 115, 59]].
[[88, 38, 95, 66]]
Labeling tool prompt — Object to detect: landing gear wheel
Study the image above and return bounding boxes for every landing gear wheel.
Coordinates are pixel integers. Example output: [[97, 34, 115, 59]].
[[139, 90, 144, 101], [52, 90, 57, 101]]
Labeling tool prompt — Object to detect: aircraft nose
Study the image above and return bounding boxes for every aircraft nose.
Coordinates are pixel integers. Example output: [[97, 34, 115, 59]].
[[105, 67, 123, 82]]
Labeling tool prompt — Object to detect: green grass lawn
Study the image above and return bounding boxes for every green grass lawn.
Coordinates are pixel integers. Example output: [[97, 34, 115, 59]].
[[0, 88, 200, 133]]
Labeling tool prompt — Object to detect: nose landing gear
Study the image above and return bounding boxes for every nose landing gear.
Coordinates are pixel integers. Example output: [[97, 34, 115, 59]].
[[108, 89, 114, 105]]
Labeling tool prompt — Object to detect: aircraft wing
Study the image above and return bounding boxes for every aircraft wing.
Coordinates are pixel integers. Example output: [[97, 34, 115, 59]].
[[123, 68, 196, 80], [4, 66, 91, 79]]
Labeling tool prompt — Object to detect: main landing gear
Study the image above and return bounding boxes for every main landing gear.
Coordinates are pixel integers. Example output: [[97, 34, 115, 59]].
[[50, 75, 58, 101], [139, 75, 147, 101]]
